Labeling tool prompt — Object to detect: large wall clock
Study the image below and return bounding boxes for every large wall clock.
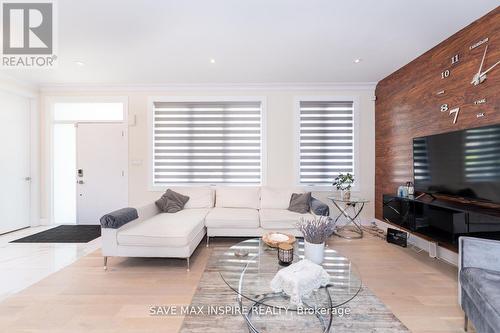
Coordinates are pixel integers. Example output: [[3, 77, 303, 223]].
[[438, 37, 499, 124]]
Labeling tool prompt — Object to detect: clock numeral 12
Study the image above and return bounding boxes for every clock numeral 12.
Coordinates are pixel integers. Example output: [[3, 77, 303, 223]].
[[451, 54, 459, 65], [441, 70, 450, 79]]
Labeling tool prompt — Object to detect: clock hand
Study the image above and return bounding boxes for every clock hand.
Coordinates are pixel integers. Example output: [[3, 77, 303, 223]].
[[478, 44, 488, 75], [480, 59, 500, 76], [471, 45, 489, 85]]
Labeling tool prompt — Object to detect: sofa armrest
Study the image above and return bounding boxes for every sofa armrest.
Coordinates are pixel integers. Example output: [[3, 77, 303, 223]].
[[101, 202, 161, 256], [459, 236, 500, 272], [100, 207, 138, 229], [458, 236, 500, 306], [102, 202, 160, 229]]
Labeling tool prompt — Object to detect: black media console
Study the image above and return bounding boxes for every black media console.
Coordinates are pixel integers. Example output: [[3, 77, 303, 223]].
[[383, 194, 500, 252]]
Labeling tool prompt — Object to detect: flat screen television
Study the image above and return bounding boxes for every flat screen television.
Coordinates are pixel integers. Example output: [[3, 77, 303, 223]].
[[413, 124, 500, 204]]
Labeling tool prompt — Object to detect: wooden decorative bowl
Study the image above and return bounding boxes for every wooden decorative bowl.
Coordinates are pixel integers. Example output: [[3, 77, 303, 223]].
[[262, 232, 296, 248]]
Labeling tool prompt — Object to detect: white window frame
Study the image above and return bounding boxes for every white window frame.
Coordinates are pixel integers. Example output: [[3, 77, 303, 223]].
[[44, 96, 129, 224], [147, 96, 267, 190], [293, 96, 360, 192]]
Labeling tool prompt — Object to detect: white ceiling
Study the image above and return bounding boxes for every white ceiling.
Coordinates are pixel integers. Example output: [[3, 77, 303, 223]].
[[2, 0, 498, 86]]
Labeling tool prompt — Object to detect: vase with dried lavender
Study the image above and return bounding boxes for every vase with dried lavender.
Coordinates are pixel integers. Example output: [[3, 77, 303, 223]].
[[296, 216, 337, 264]]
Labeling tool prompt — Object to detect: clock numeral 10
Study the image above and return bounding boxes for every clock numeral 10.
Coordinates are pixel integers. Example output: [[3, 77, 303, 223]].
[[451, 54, 459, 65], [441, 70, 450, 79], [440, 104, 449, 112]]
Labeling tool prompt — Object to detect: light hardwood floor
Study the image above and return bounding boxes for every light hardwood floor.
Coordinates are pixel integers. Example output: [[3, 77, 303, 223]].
[[0, 234, 468, 333]]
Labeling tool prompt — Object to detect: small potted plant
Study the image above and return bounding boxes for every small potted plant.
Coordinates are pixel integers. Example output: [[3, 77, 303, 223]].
[[332, 173, 354, 201], [296, 216, 337, 264]]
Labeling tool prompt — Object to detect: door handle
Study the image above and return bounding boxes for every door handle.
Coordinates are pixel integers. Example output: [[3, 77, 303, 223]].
[[78, 180, 85, 184], [25, 177, 31, 181]]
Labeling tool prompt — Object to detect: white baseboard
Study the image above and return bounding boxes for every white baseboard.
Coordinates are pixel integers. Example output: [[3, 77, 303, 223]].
[[372, 218, 458, 266]]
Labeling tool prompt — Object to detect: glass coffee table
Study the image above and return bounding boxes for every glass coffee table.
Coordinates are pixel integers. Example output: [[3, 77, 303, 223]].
[[218, 238, 362, 332]]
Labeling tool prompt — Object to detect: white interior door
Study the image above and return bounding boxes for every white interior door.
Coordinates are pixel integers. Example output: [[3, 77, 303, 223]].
[[76, 123, 128, 225], [0, 91, 31, 234]]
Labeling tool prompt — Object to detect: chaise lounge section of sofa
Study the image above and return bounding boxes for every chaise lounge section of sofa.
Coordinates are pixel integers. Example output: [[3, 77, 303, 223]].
[[101, 187, 214, 271]]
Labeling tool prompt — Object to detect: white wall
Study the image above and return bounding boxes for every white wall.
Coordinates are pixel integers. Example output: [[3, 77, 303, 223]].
[[39, 84, 375, 222]]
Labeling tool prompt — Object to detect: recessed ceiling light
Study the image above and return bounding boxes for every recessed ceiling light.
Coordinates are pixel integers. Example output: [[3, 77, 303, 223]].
[[353, 58, 362, 64], [210, 58, 216, 64], [75, 61, 85, 66]]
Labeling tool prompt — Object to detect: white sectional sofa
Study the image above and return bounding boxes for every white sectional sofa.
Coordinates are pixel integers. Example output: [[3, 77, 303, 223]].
[[101, 187, 321, 270]]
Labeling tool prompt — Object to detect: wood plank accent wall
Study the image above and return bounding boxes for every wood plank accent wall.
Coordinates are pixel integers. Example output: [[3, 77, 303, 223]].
[[375, 7, 500, 220]]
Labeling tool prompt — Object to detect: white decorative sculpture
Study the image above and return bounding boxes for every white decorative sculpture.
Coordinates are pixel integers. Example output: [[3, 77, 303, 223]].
[[270, 259, 330, 306]]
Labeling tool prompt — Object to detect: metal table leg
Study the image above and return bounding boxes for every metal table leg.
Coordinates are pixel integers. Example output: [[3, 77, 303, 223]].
[[333, 201, 365, 239]]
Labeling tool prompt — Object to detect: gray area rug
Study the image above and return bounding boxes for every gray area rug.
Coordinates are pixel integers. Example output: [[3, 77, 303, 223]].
[[180, 243, 409, 332]]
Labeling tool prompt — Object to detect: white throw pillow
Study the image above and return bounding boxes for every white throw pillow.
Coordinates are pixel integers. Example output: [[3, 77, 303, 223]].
[[169, 187, 214, 209], [260, 187, 304, 209], [215, 187, 260, 209]]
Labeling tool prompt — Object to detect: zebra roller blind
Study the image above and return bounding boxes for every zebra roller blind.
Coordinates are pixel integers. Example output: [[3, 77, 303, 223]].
[[299, 101, 354, 185], [152, 101, 262, 185]]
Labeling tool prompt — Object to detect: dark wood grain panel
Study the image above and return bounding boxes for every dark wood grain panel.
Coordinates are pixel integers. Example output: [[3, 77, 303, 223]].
[[375, 7, 500, 220]]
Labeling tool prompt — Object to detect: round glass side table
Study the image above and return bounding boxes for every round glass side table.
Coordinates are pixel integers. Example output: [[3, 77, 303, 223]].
[[328, 196, 369, 239]]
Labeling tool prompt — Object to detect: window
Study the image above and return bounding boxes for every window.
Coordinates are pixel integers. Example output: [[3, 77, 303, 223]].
[[152, 100, 262, 185], [53, 103, 124, 121], [298, 100, 354, 186]]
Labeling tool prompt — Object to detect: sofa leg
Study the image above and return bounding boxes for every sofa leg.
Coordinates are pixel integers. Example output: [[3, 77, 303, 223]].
[[464, 314, 468, 332], [103, 256, 108, 271], [186, 258, 190, 272], [206, 236, 210, 247]]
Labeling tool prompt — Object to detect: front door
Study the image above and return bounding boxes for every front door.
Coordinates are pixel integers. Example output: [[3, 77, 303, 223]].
[[76, 123, 128, 225]]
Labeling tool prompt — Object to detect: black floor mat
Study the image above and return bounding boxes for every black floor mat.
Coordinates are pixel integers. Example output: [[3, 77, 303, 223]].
[[10, 225, 101, 243]]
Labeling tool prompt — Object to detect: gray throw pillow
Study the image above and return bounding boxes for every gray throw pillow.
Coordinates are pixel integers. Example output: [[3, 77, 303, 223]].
[[155, 189, 190, 213], [310, 197, 329, 216], [288, 192, 312, 214]]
